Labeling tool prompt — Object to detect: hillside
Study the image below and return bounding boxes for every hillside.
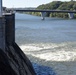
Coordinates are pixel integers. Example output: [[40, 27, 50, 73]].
[[31, 1, 76, 18]]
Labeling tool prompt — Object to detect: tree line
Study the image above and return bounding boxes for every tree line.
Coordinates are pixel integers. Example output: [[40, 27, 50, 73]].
[[27, 1, 76, 18]]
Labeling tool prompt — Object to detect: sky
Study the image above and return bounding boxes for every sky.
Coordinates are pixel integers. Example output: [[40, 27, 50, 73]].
[[2, 0, 75, 8]]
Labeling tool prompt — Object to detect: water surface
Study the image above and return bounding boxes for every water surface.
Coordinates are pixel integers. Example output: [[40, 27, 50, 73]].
[[15, 13, 76, 75]]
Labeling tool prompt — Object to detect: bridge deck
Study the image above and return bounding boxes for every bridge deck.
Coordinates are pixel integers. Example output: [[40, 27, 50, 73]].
[[15, 9, 76, 13]]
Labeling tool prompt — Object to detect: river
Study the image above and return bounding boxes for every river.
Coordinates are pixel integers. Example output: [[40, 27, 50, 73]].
[[15, 13, 76, 75]]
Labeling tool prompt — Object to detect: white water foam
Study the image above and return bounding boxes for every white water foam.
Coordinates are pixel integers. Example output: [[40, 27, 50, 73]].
[[20, 42, 76, 61], [19, 42, 76, 75]]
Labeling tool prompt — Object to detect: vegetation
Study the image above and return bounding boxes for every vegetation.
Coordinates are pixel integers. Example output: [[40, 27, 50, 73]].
[[27, 1, 76, 18]]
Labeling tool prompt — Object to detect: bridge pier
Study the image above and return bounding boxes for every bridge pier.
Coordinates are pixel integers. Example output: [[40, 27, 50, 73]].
[[68, 13, 74, 19], [41, 12, 46, 20]]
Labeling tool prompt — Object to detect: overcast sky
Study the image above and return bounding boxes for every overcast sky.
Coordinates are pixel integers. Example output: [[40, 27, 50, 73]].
[[3, 0, 75, 8]]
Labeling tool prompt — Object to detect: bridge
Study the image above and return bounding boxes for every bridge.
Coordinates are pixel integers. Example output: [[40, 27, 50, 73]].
[[15, 9, 76, 13], [14, 9, 76, 20]]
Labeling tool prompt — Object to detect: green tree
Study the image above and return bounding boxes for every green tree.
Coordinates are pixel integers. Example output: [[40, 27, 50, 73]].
[[58, 2, 68, 10], [73, 3, 76, 10], [28, 1, 76, 18]]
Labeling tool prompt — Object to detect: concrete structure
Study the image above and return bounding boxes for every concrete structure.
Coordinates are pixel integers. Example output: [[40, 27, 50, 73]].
[[1, 13, 36, 75], [0, 0, 36, 74], [41, 12, 46, 20], [0, 17, 5, 50], [41, 12, 75, 19], [68, 13, 74, 19], [0, 13, 36, 75], [0, 13, 15, 51], [0, 0, 4, 50], [5, 13, 15, 45], [14, 9, 76, 19], [0, 0, 2, 17]]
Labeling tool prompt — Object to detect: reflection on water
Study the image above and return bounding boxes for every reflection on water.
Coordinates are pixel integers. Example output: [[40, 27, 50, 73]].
[[15, 13, 76, 75]]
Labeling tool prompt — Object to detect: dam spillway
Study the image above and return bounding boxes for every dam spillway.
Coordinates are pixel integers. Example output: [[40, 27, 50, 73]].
[[0, 13, 36, 75]]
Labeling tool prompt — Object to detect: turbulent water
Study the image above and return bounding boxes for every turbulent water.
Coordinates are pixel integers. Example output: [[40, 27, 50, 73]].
[[15, 13, 76, 75]]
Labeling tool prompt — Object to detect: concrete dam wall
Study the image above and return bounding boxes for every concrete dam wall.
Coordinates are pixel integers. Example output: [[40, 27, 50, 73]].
[[0, 13, 36, 75]]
